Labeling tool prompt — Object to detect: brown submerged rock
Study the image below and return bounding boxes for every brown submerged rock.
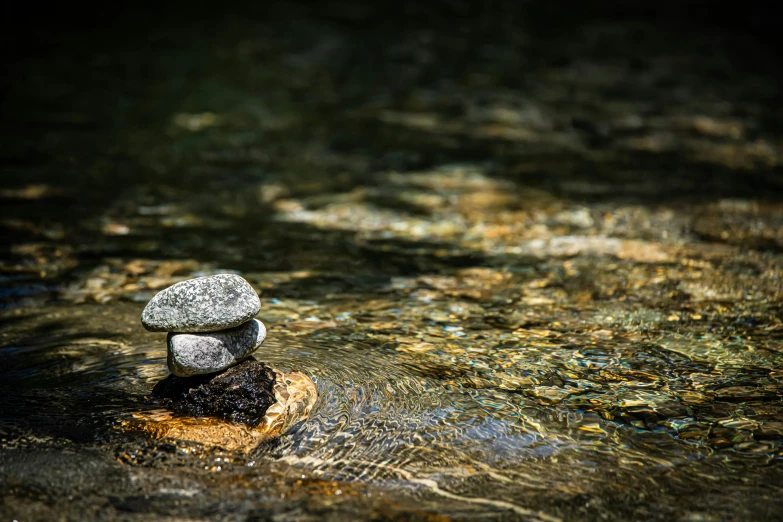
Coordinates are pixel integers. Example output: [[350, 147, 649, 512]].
[[119, 359, 317, 451]]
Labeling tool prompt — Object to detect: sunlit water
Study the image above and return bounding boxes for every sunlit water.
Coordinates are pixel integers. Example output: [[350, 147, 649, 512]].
[[3, 2, 783, 520]]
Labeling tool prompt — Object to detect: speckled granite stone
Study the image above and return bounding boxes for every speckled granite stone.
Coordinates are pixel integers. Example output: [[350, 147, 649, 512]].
[[141, 274, 260, 332], [167, 319, 267, 377]]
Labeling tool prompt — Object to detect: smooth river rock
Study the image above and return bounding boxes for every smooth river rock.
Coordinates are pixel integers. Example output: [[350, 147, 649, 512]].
[[141, 274, 260, 332], [167, 319, 267, 377]]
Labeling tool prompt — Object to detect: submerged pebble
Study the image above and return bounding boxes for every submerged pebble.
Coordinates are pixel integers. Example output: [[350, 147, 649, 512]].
[[141, 273, 260, 333], [167, 319, 267, 377]]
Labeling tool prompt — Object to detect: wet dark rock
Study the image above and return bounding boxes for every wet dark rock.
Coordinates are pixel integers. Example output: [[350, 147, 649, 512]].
[[141, 274, 260, 333], [755, 421, 783, 440], [167, 319, 266, 377], [151, 358, 276, 426]]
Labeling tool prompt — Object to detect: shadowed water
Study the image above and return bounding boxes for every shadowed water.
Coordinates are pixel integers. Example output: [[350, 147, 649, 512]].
[[2, 1, 783, 520]]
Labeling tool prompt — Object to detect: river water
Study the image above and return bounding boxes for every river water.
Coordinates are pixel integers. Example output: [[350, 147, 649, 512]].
[[2, 2, 783, 520]]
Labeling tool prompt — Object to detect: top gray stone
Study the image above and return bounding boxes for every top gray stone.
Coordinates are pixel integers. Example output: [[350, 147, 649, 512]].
[[141, 274, 260, 333]]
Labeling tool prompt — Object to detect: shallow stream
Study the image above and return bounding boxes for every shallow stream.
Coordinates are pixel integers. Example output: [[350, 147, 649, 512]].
[[2, 3, 783, 520]]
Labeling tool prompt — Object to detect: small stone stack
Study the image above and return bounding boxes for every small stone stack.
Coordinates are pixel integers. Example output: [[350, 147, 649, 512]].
[[141, 274, 265, 377]]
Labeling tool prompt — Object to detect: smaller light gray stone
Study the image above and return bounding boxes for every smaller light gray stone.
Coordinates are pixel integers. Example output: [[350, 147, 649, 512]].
[[142, 274, 260, 333], [167, 319, 267, 377]]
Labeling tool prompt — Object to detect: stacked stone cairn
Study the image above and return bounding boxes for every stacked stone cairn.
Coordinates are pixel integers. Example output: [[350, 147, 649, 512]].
[[141, 274, 266, 377], [128, 274, 316, 445]]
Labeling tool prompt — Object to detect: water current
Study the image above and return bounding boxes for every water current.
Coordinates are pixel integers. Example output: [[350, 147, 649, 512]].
[[2, 2, 783, 520]]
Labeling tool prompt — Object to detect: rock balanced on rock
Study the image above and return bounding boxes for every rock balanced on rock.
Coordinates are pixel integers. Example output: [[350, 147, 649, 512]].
[[141, 274, 266, 377], [133, 273, 317, 447]]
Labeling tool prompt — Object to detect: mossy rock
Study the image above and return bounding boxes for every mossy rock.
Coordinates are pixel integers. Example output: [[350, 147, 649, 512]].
[[118, 360, 317, 451]]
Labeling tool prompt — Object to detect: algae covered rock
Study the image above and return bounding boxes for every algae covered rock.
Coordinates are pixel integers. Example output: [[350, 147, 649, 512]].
[[118, 360, 318, 450], [152, 358, 277, 425]]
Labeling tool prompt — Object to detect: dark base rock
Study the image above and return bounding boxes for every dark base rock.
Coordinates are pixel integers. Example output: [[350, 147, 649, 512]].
[[122, 365, 317, 451], [151, 358, 276, 426]]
